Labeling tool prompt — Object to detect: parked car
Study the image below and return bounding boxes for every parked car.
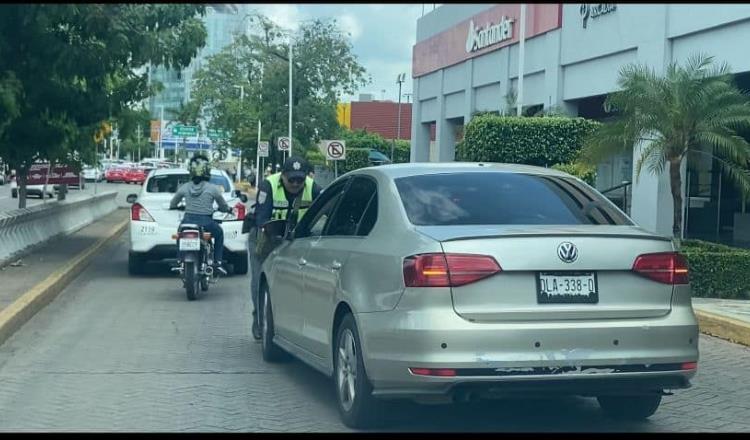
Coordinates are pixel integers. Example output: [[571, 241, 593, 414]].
[[82, 166, 103, 182], [126, 168, 249, 276], [105, 166, 127, 183], [368, 149, 392, 166], [257, 162, 699, 428], [11, 180, 56, 199], [124, 166, 148, 185]]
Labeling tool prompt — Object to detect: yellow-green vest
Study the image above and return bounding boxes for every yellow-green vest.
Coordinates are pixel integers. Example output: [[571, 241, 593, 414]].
[[266, 172, 314, 222]]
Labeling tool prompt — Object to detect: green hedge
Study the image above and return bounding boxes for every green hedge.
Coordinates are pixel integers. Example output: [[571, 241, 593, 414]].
[[551, 161, 597, 186], [681, 239, 750, 299], [337, 148, 371, 174], [456, 115, 600, 166]]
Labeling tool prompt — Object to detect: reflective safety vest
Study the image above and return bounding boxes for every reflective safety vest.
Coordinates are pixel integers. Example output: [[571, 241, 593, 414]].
[[266, 172, 314, 222]]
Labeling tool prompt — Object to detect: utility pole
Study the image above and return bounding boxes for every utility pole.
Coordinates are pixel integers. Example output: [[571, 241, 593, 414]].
[[136, 125, 143, 163], [256, 64, 264, 188], [394, 73, 406, 162], [234, 84, 245, 182], [159, 105, 165, 160]]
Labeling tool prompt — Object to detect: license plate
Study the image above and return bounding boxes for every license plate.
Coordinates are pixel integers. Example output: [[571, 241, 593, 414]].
[[179, 238, 200, 251], [537, 272, 598, 304]]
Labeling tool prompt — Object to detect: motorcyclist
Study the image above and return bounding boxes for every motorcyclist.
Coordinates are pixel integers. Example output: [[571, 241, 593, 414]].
[[247, 155, 322, 339], [170, 154, 233, 276]]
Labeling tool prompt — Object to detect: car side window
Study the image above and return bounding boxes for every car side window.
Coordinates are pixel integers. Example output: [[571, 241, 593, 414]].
[[326, 176, 378, 237], [356, 192, 378, 236], [294, 179, 348, 239]]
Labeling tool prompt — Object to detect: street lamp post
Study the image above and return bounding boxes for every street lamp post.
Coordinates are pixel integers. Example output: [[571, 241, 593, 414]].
[[234, 84, 245, 182], [288, 37, 293, 157], [394, 73, 406, 162]]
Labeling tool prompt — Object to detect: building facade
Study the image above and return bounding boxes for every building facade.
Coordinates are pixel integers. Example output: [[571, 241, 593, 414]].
[[411, 4, 750, 244]]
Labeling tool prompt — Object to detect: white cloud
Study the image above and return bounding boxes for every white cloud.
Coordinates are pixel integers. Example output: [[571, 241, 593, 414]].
[[338, 14, 362, 41], [247, 4, 303, 31]]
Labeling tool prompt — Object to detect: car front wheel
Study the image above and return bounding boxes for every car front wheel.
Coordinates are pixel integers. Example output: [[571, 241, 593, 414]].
[[334, 314, 382, 429], [597, 394, 662, 420]]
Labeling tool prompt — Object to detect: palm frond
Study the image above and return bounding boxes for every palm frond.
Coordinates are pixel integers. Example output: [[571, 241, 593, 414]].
[[634, 138, 668, 181]]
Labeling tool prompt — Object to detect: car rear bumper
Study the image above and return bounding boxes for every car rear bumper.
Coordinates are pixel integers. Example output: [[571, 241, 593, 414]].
[[356, 292, 699, 398], [129, 220, 248, 257]]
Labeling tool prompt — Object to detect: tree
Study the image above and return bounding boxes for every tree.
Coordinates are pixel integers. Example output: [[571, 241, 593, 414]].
[[188, 13, 369, 170], [0, 5, 207, 207], [582, 53, 750, 240]]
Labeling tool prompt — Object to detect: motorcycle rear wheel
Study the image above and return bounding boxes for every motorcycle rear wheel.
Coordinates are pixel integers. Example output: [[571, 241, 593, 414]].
[[185, 261, 199, 301]]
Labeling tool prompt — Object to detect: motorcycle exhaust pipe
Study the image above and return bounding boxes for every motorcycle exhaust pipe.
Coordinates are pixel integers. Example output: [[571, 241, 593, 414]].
[[204, 266, 214, 276]]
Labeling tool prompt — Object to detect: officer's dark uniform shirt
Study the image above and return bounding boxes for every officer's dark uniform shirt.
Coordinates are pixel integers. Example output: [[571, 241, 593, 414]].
[[254, 178, 322, 228]]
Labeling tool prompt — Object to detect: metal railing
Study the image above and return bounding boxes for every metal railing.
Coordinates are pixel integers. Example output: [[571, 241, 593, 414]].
[[601, 180, 632, 215]]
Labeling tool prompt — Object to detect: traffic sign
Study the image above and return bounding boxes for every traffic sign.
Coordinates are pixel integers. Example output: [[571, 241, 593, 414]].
[[278, 136, 291, 151], [258, 141, 269, 157], [207, 128, 229, 140], [323, 140, 346, 160], [172, 125, 199, 137]]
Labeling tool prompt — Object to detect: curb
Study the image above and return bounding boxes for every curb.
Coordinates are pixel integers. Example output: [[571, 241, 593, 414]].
[[0, 217, 129, 347], [695, 309, 750, 347]]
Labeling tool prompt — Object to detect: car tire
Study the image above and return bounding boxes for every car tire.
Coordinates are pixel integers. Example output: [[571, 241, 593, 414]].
[[334, 314, 382, 429], [260, 282, 291, 363], [11, 189, 17, 198], [232, 253, 249, 275], [128, 253, 145, 276], [597, 394, 662, 420]]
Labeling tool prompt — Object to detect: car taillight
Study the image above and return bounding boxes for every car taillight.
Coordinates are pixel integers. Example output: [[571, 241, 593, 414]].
[[131, 203, 155, 222], [403, 253, 502, 287], [234, 202, 245, 220], [632, 252, 689, 285]]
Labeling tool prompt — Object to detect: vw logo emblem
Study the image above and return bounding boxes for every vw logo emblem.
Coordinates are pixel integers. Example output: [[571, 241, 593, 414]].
[[557, 242, 578, 263]]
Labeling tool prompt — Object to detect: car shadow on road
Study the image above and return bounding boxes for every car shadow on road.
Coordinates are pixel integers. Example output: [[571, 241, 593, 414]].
[[265, 355, 657, 432]]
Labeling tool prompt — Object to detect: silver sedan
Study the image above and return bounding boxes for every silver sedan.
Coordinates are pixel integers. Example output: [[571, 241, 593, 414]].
[[257, 163, 699, 428]]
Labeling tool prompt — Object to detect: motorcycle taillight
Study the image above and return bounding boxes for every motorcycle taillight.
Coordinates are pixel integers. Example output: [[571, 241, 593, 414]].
[[179, 231, 200, 239]]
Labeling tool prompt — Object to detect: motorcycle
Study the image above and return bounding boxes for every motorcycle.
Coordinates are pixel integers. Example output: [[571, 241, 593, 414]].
[[170, 205, 231, 301]]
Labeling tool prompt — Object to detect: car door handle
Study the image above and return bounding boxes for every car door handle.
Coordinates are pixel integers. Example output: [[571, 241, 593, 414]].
[[298, 257, 307, 266], [331, 261, 342, 270]]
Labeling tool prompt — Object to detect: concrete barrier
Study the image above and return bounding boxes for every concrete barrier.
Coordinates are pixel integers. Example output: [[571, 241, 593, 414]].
[[0, 191, 118, 267]]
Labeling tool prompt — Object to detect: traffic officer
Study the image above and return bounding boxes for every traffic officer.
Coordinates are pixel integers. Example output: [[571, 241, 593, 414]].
[[247, 155, 322, 339]]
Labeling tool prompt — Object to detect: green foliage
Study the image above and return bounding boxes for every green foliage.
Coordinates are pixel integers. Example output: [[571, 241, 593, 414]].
[[681, 239, 750, 299], [338, 148, 371, 175], [552, 161, 597, 186], [306, 148, 326, 167], [0, 4, 207, 207], [188, 14, 370, 169], [457, 115, 600, 166], [582, 53, 750, 237], [393, 140, 411, 164]]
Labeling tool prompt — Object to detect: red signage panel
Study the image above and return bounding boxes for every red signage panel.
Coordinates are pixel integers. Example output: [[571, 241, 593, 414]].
[[412, 4, 562, 78]]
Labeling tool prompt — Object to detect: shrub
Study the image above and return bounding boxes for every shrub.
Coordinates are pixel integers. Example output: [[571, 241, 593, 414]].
[[337, 148, 371, 174], [680, 239, 750, 299], [552, 161, 597, 186], [456, 115, 600, 166]]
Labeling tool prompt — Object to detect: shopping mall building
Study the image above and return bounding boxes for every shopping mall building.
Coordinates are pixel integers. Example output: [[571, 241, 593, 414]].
[[411, 4, 750, 244]]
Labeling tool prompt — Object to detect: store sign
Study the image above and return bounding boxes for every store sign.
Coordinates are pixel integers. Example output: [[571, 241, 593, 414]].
[[580, 4, 617, 28], [465, 17, 514, 53]]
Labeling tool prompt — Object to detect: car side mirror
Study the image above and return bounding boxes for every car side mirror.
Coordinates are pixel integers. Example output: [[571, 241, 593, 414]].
[[126, 194, 138, 204]]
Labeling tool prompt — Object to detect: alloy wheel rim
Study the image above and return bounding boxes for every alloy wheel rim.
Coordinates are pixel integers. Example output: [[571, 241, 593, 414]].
[[336, 329, 357, 412]]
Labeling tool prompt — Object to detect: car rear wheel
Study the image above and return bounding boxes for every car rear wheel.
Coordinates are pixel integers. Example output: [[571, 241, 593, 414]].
[[597, 394, 662, 420], [334, 314, 382, 429], [260, 282, 291, 362]]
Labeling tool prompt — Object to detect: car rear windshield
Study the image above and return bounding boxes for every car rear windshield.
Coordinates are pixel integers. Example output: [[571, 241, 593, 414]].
[[146, 174, 230, 193], [394, 172, 632, 226]]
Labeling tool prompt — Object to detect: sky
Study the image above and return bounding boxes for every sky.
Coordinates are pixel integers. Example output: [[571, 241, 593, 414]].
[[247, 4, 438, 104]]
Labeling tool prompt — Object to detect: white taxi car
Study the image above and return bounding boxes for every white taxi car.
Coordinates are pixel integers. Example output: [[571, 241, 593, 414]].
[[127, 168, 248, 275]]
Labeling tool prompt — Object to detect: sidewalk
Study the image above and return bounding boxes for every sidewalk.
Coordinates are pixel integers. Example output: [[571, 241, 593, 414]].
[[692, 298, 750, 347], [0, 209, 128, 345]]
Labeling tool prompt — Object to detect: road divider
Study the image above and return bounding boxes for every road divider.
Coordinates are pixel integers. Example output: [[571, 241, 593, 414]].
[[0, 191, 118, 267]]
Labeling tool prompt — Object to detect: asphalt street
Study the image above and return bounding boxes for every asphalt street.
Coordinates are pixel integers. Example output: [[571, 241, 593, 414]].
[[0, 231, 749, 432]]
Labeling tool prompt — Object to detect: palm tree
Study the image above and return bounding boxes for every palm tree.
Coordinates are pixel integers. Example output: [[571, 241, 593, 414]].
[[582, 53, 750, 240]]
